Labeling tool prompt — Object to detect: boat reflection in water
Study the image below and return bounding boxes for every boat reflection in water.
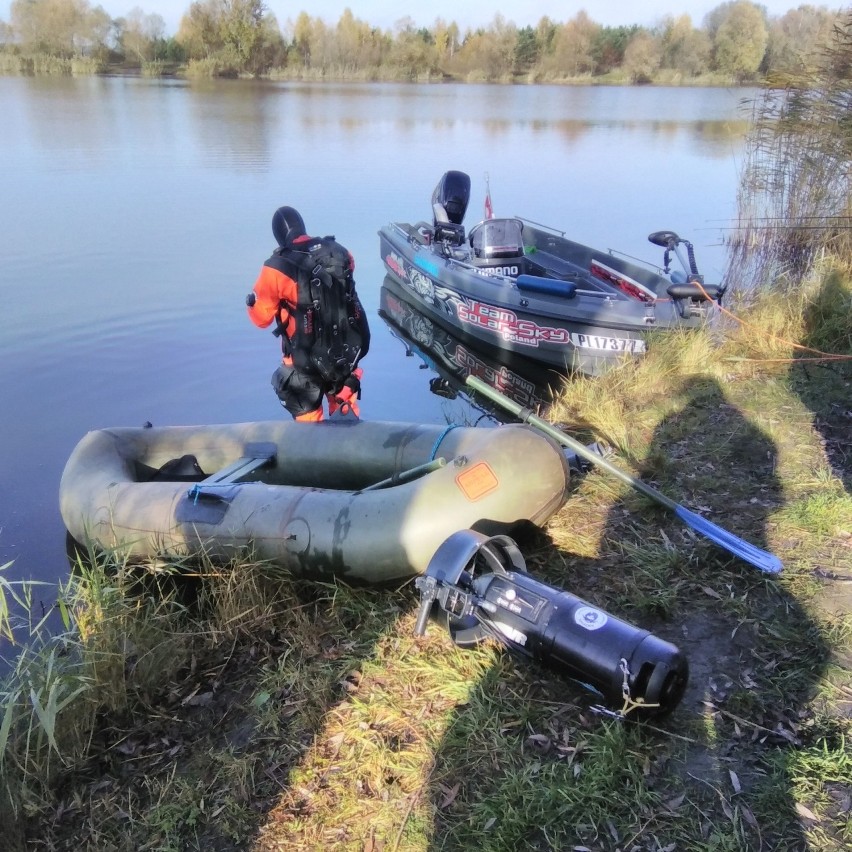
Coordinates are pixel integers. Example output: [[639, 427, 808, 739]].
[[379, 276, 567, 418]]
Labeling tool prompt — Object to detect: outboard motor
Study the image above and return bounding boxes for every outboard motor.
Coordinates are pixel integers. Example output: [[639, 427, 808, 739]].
[[431, 171, 470, 246], [415, 530, 689, 719]]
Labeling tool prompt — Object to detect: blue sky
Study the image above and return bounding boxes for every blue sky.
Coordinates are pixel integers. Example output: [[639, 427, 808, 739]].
[[1, 1, 834, 35]]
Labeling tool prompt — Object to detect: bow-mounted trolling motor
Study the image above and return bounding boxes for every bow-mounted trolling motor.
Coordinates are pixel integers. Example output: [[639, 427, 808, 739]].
[[648, 230, 725, 316], [415, 530, 689, 719]]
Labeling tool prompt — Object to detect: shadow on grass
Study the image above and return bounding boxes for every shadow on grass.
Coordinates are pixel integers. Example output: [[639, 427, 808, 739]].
[[791, 271, 852, 496], [424, 374, 832, 851]]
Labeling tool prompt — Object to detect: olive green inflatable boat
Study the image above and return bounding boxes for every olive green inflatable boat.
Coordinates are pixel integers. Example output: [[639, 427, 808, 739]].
[[59, 418, 569, 582]]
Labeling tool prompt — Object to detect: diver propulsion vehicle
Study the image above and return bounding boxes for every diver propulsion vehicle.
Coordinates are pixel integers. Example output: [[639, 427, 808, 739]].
[[415, 530, 689, 717]]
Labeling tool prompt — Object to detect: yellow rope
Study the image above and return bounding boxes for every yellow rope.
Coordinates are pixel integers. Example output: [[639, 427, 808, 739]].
[[693, 280, 852, 364]]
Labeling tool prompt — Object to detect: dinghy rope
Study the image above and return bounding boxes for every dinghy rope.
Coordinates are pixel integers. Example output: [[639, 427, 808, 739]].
[[692, 280, 852, 364], [429, 423, 461, 461]]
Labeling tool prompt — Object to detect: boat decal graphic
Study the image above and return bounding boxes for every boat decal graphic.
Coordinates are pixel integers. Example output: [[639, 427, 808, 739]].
[[456, 298, 646, 353], [457, 299, 571, 347], [474, 265, 520, 277], [414, 254, 441, 277], [385, 251, 406, 280], [385, 250, 645, 355], [456, 462, 499, 501], [454, 344, 542, 408]]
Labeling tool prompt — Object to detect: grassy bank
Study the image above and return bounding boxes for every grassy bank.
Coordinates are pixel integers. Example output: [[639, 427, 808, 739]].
[[2, 269, 851, 851]]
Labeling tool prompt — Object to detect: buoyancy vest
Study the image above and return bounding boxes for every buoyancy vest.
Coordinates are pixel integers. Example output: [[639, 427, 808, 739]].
[[272, 236, 366, 388]]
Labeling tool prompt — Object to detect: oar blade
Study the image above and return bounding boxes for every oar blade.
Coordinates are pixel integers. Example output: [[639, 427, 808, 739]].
[[464, 375, 783, 575], [674, 506, 782, 574]]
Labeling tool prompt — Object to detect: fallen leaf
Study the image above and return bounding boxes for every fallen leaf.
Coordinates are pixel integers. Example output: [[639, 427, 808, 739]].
[[252, 690, 271, 709], [439, 782, 460, 810], [702, 586, 723, 600], [326, 732, 345, 750], [741, 805, 759, 828], [484, 817, 496, 831], [795, 802, 819, 822], [665, 793, 685, 812], [729, 770, 742, 794]]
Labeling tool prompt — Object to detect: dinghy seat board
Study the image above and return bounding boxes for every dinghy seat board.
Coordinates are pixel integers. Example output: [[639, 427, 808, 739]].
[[180, 443, 278, 523], [197, 442, 277, 485]]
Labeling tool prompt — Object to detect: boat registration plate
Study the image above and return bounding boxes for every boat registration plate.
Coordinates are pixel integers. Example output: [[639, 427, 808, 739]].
[[572, 333, 646, 353]]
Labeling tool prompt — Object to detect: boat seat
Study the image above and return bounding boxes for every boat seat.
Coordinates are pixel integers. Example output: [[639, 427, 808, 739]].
[[179, 442, 278, 522], [195, 442, 277, 486]]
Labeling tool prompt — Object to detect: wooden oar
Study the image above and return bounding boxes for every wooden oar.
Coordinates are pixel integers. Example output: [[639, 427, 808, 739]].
[[465, 375, 782, 575]]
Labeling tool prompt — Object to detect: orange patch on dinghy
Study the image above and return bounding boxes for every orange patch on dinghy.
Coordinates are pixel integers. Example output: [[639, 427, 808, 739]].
[[455, 462, 499, 501]]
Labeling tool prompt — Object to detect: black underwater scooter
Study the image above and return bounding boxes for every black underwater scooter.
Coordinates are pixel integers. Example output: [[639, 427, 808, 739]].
[[414, 530, 689, 718]]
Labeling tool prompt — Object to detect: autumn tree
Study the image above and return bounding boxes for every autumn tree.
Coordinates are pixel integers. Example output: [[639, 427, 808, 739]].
[[592, 25, 640, 74], [544, 11, 599, 78], [176, 0, 283, 74], [290, 11, 313, 67], [764, 4, 840, 76], [119, 6, 165, 63], [432, 17, 460, 66], [177, 1, 221, 59], [660, 14, 712, 77], [333, 8, 387, 74], [623, 29, 662, 83], [10, 0, 111, 57], [708, 0, 768, 79], [387, 16, 437, 79]]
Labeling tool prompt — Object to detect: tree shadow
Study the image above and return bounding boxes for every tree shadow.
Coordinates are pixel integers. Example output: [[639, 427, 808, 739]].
[[424, 374, 832, 850]]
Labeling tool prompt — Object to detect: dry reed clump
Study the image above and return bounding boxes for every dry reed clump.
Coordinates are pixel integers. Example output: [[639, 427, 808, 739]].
[[723, 15, 852, 297]]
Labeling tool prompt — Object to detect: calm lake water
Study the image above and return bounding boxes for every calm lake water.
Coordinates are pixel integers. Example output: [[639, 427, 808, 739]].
[[0, 76, 755, 637]]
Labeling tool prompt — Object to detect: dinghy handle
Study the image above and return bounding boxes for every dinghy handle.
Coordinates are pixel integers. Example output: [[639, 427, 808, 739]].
[[360, 457, 447, 492]]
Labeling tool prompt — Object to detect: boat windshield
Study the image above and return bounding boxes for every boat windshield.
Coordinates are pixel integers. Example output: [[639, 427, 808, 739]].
[[471, 218, 525, 259]]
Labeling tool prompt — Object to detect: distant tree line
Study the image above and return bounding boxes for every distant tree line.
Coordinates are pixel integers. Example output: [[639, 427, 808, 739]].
[[0, 1, 843, 82]]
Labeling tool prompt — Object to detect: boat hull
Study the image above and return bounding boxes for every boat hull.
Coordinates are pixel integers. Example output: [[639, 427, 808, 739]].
[[59, 419, 570, 583]]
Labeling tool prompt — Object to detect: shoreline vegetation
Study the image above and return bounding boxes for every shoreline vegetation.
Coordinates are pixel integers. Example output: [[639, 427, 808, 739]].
[[2, 7, 851, 852], [0, 1, 845, 83]]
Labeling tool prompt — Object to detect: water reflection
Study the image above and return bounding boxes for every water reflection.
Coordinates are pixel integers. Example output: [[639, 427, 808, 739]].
[[378, 276, 564, 419]]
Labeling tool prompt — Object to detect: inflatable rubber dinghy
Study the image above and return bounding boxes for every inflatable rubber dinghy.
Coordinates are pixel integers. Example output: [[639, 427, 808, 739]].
[[60, 419, 569, 583]]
